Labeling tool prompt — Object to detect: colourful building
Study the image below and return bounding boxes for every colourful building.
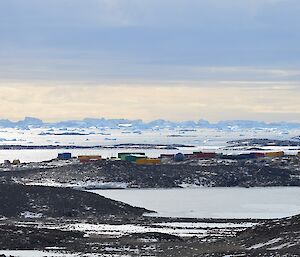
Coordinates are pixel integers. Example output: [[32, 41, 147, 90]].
[[136, 158, 161, 165], [192, 152, 216, 159], [174, 153, 185, 162], [57, 152, 72, 160], [255, 152, 265, 158], [78, 155, 102, 163], [124, 154, 146, 163], [264, 151, 284, 158]]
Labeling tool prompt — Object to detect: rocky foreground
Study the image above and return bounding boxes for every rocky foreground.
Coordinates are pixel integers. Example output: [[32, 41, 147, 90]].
[[0, 184, 299, 257], [0, 158, 300, 256], [155, 214, 300, 256]]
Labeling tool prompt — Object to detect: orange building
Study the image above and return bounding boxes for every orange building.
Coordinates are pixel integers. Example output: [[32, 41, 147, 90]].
[[78, 155, 102, 163]]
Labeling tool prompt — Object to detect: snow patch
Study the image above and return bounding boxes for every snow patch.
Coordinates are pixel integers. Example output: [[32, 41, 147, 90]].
[[20, 211, 43, 219], [247, 238, 282, 249]]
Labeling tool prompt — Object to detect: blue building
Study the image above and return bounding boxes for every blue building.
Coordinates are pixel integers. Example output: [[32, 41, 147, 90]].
[[57, 152, 72, 160]]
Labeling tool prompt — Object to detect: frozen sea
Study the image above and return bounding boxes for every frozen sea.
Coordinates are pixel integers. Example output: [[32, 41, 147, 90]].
[[0, 127, 300, 162], [92, 187, 300, 219]]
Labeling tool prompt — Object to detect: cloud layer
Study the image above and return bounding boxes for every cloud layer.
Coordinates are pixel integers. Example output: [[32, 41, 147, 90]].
[[1, 1, 300, 121], [0, 0, 299, 82]]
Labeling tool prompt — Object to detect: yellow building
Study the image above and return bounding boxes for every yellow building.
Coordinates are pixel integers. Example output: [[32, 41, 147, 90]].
[[136, 158, 161, 165], [264, 151, 284, 158]]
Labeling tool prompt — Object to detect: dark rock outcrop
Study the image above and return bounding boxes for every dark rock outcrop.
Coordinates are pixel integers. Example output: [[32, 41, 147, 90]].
[[0, 183, 151, 218]]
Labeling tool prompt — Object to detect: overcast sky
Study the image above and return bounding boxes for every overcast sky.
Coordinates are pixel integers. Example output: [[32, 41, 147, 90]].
[[1, 0, 300, 122]]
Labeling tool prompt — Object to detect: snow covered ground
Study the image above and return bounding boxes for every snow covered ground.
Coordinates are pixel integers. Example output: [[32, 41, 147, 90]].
[[34, 221, 254, 239], [8, 218, 254, 245]]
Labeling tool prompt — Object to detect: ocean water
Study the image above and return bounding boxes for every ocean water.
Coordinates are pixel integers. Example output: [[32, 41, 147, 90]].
[[92, 187, 300, 219], [0, 127, 299, 162]]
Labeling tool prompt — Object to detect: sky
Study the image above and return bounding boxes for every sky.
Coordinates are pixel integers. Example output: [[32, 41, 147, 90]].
[[0, 0, 300, 122]]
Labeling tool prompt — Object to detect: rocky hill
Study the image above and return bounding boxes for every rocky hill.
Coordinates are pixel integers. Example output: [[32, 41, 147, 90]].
[[5, 158, 300, 188], [232, 214, 300, 255], [0, 183, 151, 219]]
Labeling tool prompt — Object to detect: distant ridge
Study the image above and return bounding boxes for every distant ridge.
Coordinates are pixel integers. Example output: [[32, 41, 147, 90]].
[[1, 117, 300, 130]]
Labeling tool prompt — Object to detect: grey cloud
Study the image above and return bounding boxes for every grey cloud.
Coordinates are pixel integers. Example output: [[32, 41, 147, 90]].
[[0, 0, 299, 82]]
